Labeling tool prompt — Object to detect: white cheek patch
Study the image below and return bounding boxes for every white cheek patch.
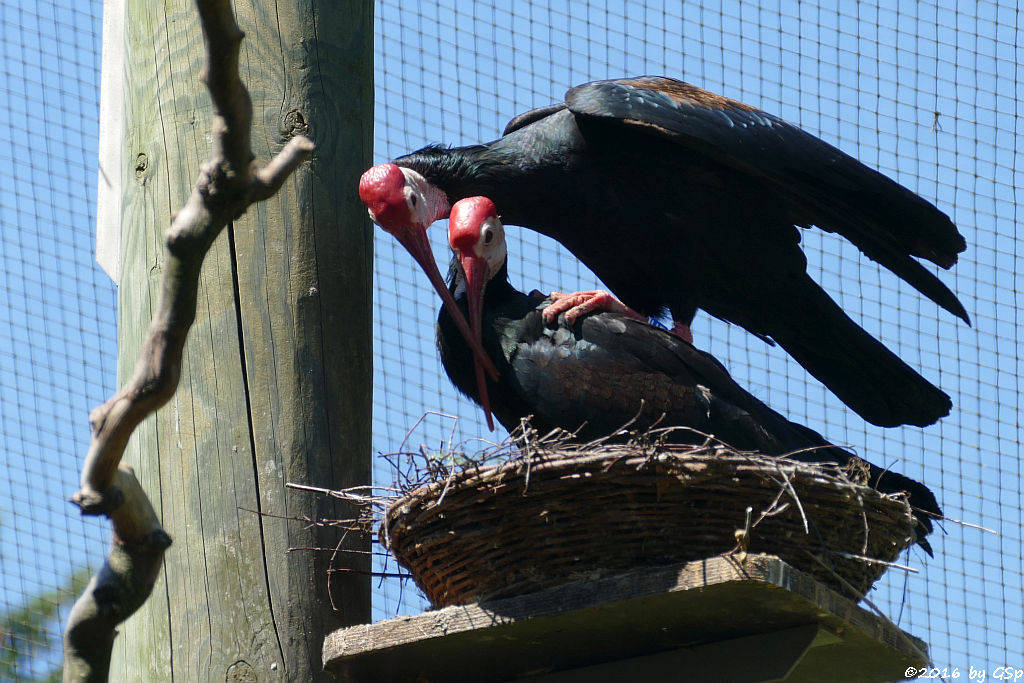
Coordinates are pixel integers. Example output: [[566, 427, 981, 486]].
[[400, 167, 449, 226], [488, 240, 507, 274], [402, 185, 419, 213], [482, 217, 507, 273], [399, 166, 430, 188]]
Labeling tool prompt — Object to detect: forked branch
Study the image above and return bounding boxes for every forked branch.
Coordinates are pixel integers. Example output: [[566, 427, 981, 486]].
[[63, 1, 313, 680]]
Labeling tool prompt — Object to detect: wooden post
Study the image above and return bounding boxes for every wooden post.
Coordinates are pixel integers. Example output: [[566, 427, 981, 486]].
[[105, 1, 372, 680]]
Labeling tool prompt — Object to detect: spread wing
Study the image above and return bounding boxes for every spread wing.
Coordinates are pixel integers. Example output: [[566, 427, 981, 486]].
[[564, 76, 968, 322]]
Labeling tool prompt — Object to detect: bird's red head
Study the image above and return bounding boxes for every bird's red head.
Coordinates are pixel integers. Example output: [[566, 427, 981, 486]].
[[448, 197, 508, 432], [358, 162, 453, 234], [358, 163, 410, 233], [449, 196, 498, 254], [359, 165, 499, 399]]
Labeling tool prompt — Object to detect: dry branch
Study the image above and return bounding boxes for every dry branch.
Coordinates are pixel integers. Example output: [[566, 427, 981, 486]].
[[64, 0, 312, 680]]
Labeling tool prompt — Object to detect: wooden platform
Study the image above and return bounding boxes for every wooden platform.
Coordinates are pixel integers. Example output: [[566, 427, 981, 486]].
[[323, 554, 928, 682]]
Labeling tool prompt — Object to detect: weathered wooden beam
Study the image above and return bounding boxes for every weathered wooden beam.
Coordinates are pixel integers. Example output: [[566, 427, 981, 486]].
[[104, 1, 373, 680], [525, 623, 825, 683], [324, 555, 928, 682]]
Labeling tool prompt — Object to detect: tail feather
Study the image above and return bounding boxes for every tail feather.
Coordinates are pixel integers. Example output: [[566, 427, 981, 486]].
[[765, 279, 951, 427], [705, 389, 941, 554]]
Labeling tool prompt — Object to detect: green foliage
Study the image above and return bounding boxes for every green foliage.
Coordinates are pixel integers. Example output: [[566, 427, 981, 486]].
[[1, 567, 90, 682]]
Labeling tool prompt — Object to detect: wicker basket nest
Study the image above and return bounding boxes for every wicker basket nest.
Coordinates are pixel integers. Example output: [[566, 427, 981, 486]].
[[383, 440, 919, 608]]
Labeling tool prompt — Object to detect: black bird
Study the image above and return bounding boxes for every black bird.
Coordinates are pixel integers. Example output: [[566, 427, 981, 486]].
[[438, 196, 941, 553], [359, 76, 968, 428]]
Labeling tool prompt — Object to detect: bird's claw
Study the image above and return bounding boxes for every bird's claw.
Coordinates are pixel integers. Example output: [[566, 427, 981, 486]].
[[542, 290, 695, 343], [543, 290, 635, 325]]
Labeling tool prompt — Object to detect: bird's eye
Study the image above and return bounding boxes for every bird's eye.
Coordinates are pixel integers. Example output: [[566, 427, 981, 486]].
[[409, 193, 418, 207], [483, 229, 494, 245]]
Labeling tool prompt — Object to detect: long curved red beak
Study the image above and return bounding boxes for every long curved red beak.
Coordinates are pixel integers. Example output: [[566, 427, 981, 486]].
[[458, 252, 495, 431], [390, 225, 500, 383]]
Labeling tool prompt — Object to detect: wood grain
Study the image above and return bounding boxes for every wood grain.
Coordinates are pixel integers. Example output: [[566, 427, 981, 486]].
[[108, 1, 372, 680], [323, 554, 929, 682]]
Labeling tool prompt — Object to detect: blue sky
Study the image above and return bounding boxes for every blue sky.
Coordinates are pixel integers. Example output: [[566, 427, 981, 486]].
[[0, 0, 113, 677], [0, 0, 1020, 677]]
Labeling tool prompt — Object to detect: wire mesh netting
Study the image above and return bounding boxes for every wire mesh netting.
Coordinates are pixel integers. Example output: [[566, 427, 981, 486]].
[[368, 0, 1023, 672], [0, 0, 1020, 679], [0, 0, 113, 679]]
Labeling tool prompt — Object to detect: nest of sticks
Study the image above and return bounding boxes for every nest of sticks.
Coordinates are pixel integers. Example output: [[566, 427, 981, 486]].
[[381, 425, 920, 608]]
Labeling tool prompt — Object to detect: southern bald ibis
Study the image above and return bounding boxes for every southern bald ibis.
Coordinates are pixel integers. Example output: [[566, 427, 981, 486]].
[[360, 76, 968, 428]]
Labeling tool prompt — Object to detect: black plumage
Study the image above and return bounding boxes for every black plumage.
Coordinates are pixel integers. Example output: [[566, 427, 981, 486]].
[[438, 197, 941, 553], [380, 76, 968, 427]]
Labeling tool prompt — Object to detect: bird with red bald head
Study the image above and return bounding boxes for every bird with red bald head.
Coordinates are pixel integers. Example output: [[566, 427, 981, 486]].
[[359, 75, 968, 429]]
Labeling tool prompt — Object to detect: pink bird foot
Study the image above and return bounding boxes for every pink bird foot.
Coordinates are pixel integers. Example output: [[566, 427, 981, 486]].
[[542, 290, 694, 343], [543, 290, 635, 325]]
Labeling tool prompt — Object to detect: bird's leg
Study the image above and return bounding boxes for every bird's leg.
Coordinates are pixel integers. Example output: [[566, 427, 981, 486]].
[[668, 320, 694, 344], [543, 290, 694, 343]]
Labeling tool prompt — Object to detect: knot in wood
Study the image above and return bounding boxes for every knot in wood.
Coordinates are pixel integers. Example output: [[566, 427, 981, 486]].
[[283, 109, 309, 137], [225, 660, 257, 682], [134, 153, 150, 184]]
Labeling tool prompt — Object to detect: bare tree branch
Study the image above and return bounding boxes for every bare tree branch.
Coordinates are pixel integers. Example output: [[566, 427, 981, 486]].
[[63, 465, 169, 683], [64, 0, 313, 679]]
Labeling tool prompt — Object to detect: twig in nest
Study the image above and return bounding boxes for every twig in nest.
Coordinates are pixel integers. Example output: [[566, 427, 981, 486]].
[[803, 551, 930, 666], [732, 505, 754, 559], [399, 410, 460, 455], [436, 462, 459, 507], [291, 417, 929, 615], [825, 551, 918, 573], [767, 461, 810, 534]]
